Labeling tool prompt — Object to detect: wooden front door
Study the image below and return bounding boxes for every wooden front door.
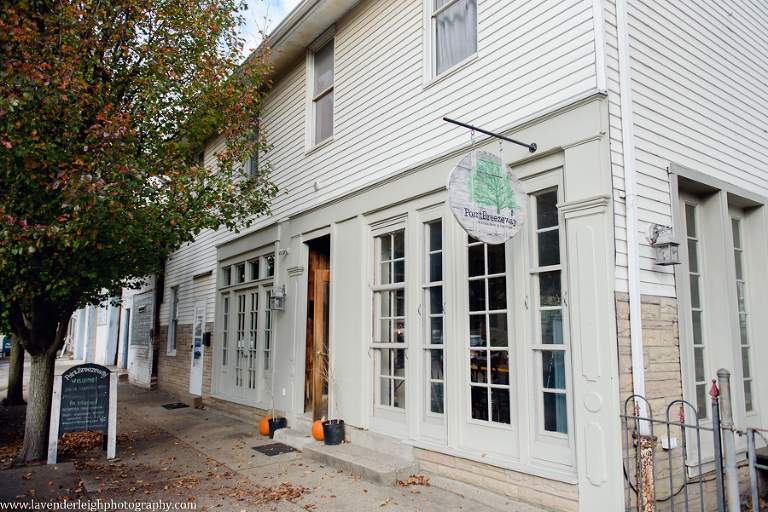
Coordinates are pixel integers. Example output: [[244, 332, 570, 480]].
[[312, 270, 330, 421], [305, 236, 331, 421]]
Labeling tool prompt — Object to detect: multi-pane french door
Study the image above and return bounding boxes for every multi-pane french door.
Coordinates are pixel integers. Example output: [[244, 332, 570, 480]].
[[219, 287, 271, 405], [366, 179, 573, 463], [420, 214, 447, 443]]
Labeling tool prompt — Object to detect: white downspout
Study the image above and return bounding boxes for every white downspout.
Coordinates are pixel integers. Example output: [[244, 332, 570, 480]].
[[616, 0, 648, 426]]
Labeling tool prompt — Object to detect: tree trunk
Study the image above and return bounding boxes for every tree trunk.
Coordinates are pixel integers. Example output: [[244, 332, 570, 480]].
[[14, 353, 56, 463], [6, 333, 25, 406], [10, 296, 75, 464]]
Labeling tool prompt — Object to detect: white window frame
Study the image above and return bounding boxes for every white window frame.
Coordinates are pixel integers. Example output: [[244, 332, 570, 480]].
[[167, 286, 180, 356], [370, 217, 409, 428], [681, 198, 710, 420], [525, 181, 573, 464], [729, 210, 755, 415], [673, 168, 768, 469], [425, 0, 478, 81], [247, 126, 259, 180], [214, 250, 276, 407], [420, 212, 448, 442], [305, 29, 335, 150]]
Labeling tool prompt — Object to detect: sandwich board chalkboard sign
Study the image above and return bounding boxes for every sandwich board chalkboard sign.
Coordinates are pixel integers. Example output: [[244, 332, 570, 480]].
[[48, 363, 117, 463]]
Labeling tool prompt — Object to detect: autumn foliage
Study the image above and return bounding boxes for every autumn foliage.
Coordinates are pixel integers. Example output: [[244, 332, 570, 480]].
[[0, 0, 275, 462]]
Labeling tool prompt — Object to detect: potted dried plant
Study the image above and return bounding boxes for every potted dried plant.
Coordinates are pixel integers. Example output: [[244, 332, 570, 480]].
[[321, 360, 344, 445]]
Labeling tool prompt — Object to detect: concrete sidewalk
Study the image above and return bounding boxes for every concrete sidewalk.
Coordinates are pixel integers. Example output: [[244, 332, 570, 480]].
[[1, 367, 548, 511]]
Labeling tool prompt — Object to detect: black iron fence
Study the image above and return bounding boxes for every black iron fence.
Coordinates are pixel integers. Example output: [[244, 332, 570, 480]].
[[621, 393, 724, 512], [746, 428, 768, 512], [622, 370, 768, 512]]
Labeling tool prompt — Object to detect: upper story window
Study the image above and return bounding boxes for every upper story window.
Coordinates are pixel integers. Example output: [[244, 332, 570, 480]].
[[312, 39, 334, 144], [168, 286, 180, 355], [432, 0, 477, 76], [248, 128, 259, 179]]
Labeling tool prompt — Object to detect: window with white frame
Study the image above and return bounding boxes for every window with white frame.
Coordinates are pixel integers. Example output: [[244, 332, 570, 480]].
[[467, 236, 510, 424], [236, 292, 246, 388], [264, 291, 273, 371], [677, 180, 766, 433], [248, 127, 259, 179], [683, 201, 709, 419], [730, 213, 754, 412], [423, 220, 445, 415], [247, 291, 259, 389], [221, 296, 229, 366], [372, 228, 407, 410], [168, 286, 180, 355], [312, 39, 334, 145], [432, 0, 477, 76], [530, 189, 569, 436]]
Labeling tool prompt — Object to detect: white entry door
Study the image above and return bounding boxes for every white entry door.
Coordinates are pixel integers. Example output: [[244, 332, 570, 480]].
[[189, 299, 207, 395]]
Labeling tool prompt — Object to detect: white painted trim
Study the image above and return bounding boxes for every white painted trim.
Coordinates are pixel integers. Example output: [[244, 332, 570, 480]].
[[616, 0, 647, 423], [107, 373, 117, 459], [591, 0, 608, 93], [405, 438, 578, 483]]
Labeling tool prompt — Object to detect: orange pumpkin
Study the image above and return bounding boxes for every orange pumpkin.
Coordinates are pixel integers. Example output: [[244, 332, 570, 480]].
[[259, 417, 271, 436], [312, 420, 324, 441]]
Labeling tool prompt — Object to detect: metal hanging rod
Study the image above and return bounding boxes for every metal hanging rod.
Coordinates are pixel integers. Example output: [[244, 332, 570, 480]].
[[443, 117, 537, 153]]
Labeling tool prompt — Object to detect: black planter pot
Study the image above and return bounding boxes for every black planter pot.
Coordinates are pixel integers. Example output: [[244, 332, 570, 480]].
[[268, 417, 287, 439], [322, 419, 344, 445]]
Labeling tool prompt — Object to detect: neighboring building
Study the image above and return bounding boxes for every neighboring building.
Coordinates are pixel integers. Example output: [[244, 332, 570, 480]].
[[65, 294, 122, 366], [118, 278, 161, 388], [150, 1, 768, 510]]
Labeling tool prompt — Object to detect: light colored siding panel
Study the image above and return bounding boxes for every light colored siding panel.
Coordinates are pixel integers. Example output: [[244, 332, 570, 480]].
[[628, 0, 768, 195], [609, 0, 768, 296], [165, 0, 600, 316], [255, 0, 599, 225]]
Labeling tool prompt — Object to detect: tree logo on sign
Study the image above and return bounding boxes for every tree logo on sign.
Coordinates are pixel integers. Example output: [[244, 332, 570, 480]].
[[468, 155, 520, 214]]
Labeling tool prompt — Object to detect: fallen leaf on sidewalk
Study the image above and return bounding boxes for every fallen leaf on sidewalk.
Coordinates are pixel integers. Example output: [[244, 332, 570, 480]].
[[396, 475, 430, 487]]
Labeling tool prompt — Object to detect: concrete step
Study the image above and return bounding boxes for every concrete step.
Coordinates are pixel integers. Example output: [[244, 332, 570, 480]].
[[303, 442, 419, 486], [180, 393, 202, 408], [273, 425, 317, 451], [274, 424, 419, 486]]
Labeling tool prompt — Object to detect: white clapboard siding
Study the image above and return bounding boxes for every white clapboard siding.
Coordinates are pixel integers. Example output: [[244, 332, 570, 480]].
[[628, 0, 768, 190], [256, 0, 598, 221], [161, 0, 602, 324], [606, 0, 768, 297]]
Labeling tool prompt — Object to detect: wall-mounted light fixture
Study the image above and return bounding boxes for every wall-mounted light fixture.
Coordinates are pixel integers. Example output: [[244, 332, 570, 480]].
[[646, 223, 681, 266], [270, 284, 287, 311], [278, 248, 290, 256]]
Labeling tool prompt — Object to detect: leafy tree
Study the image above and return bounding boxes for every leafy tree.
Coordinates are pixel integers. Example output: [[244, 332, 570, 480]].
[[0, 0, 276, 463], [468, 155, 519, 214]]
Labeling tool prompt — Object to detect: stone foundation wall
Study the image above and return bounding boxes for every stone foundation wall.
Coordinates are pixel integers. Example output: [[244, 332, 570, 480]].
[[614, 293, 757, 511], [416, 449, 578, 512], [616, 292, 682, 416], [206, 396, 269, 423]]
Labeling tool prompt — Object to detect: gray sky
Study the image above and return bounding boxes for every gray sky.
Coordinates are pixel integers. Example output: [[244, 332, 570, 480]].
[[240, 0, 303, 56]]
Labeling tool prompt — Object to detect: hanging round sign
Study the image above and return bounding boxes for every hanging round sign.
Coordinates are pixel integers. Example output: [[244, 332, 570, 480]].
[[447, 150, 527, 245]]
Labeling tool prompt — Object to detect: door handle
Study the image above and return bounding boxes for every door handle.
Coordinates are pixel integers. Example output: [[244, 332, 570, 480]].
[[316, 351, 327, 356]]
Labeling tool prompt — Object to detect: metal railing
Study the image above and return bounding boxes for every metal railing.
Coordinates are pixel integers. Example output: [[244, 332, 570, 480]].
[[621, 369, 768, 511], [620, 393, 724, 512], [746, 427, 768, 511]]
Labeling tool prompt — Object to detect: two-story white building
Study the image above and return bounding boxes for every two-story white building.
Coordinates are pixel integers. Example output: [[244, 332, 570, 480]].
[[145, 0, 768, 510]]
